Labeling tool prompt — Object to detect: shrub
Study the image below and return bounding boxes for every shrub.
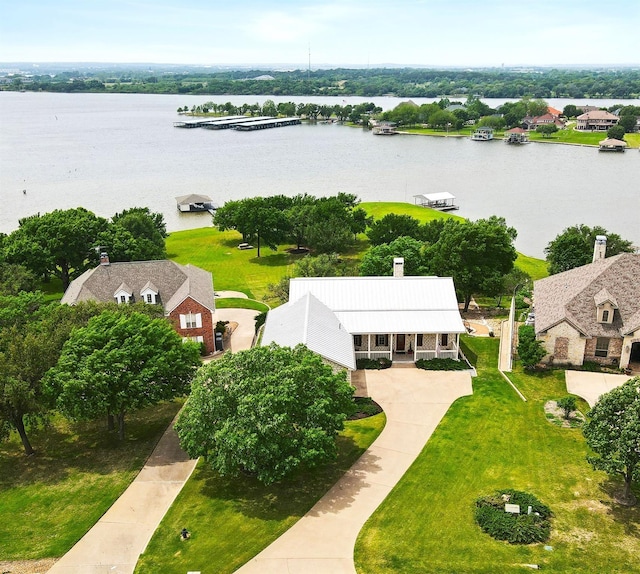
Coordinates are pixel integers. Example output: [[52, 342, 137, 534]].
[[349, 397, 383, 419], [415, 358, 468, 371], [215, 320, 229, 334], [556, 396, 577, 420], [517, 324, 546, 369], [356, 357, 392, 370], [475, 489, 552, 544]]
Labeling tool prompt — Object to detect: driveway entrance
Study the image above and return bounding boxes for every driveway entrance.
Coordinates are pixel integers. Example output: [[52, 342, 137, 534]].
[[566, 370, 632, 408], [235, 368, 472, 574]]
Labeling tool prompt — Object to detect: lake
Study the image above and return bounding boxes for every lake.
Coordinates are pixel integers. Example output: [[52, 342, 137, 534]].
[[1, 92, 639, 257]]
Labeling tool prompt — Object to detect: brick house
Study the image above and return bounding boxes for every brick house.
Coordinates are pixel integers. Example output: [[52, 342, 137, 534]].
[[61, 256, 216, 353], [533, 239, 640, 370]]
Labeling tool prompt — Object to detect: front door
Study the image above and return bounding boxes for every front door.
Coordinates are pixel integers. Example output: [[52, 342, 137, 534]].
[[396, 334, 406, 352]]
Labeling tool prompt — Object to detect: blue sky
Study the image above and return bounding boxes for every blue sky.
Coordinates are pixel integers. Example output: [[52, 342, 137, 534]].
[[1, 0, 638, 67]]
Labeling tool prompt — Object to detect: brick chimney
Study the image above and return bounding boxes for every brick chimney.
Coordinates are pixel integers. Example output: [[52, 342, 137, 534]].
[[100, 252, 110, 266], [393, 257, 404, 277], [592, 236, 607, 263]]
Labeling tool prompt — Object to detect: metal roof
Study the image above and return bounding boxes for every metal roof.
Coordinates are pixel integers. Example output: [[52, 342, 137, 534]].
[[262, 292, 356, 370], [289, 276, 465, 334], [413, 192, 456, 202]]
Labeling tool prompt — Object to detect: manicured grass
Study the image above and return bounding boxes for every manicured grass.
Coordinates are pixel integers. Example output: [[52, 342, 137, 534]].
[[215, 297, 270, 313], [516, 252, 549, 281], [528, 127, 640, 148], [359, 201, 465, 224], [135, 413, 386, 574], [0, 401, 183, 560], [355, 337, 640, 574]]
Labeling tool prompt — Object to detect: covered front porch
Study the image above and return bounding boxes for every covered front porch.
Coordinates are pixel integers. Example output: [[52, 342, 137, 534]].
[[354, 332, 460, 363]]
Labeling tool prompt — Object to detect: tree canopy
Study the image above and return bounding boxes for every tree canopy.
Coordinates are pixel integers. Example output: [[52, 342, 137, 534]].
[[175, 344, 355, 485], [45, 310, 201, 440], [366, 214, 424, 246], [360, 236, 427, 277], [583, 377, 640, 506], [1, 207, 168, 290], [544, 224, 635, 275], [425, 217, 518, 311]]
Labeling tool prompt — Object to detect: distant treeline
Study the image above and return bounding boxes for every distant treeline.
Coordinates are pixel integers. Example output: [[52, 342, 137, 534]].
[[3, 67, 640, 99]]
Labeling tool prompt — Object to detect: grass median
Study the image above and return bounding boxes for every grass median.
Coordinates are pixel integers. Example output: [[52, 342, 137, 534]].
[[135, 412, 386, 574]]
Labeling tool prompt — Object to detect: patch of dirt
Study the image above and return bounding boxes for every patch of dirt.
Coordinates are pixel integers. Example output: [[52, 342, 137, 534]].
[[544, 400, 585, 428], [554, 527, 596, 545], [0, 558, 57, 574]]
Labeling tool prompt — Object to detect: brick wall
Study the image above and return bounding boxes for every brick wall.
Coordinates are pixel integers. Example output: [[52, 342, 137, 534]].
[[170, 298, 215, 354]]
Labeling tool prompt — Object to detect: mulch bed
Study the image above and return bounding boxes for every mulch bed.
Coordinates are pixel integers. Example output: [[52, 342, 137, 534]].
[[544, 400, 585, 428]]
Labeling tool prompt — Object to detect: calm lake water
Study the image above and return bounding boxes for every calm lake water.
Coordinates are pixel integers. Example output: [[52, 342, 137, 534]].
[[1, 92, 639, 257]]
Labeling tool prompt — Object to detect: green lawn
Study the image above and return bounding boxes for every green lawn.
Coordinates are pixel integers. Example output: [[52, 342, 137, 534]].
[[215, 297, 270, 313], [516, 253, 549, 281], [354, 337, 640, 574], [135, 413, 386, 574], [0, 401, 183, 560]]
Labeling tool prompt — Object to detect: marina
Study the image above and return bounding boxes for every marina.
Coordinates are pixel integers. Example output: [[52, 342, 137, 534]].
[[174, 115, 301, 131]]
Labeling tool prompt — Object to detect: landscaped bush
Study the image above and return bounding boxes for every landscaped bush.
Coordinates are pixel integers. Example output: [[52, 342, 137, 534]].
[[475, 489, 552, 544], [356, 357, 392, 370], [415, 358, 468, 371], [349, 397, 384, 419]]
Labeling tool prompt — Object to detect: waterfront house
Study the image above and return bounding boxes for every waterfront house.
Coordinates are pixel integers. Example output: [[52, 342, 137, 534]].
[[522, 113, 566, 131], [61, 256, 217, 353], [533, 238, 640, 371], [262, 259, 466, 374], [576, 110, 619, 131]]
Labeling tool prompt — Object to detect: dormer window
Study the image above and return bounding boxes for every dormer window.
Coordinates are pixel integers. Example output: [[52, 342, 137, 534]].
[[114, 283, 133, 304], [140, 281, 159, 304], [602, 310, 609, 322], [594, 288, 617, 325]]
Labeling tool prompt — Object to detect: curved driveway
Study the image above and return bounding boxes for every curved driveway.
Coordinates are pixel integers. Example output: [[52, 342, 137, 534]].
[[236, 368, 473, 574]]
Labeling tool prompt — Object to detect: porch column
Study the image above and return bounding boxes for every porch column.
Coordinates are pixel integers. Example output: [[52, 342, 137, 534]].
[[367, 334, 371, 359], [391, 333, 395, 360]]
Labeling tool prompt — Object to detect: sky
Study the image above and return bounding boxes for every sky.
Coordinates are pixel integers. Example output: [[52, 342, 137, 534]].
[[1, 0, 639, 68]]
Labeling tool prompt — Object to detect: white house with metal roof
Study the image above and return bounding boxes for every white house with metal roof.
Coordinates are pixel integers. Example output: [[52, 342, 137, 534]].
[[262, 261, 465, 370]]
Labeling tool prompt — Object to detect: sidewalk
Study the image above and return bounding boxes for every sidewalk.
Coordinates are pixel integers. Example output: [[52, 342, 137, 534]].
[[235, 369, 473, 574]]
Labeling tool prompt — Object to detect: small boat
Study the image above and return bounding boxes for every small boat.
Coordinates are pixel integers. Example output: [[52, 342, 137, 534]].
[[471, 127, 494, 141]]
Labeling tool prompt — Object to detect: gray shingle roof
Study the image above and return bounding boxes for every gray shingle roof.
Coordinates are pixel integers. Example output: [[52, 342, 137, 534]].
[[534, 253, 640, 338], [61, 260, 215, 313]]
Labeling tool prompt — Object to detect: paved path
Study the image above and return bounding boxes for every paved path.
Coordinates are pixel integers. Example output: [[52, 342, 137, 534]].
[[566, 370, 632, 408], [47, 308, 259, 574], [236, 368, 473, 574]]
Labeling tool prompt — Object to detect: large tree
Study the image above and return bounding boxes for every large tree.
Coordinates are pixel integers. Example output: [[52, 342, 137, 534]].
[[366, 213, 423, 246], [175, 344, 355, 485], [583, 377, 640, 506], [2, 208, 108, 289], [360, 236, 427, 277], [45, 311, 201, 440], [425, 217, 518, 311], [544, 224, 635, 275]]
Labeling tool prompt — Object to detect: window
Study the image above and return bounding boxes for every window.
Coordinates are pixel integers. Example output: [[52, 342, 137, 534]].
[[601, 310, 609, 322], [180, 312, 202, 329], [441, 334, 449, 347], [416, 334, 423, 347], [353, 335, 362, 347], [119, 295, 127, 303], [375, 334, 388, 347], [595, 337, 609, 358]]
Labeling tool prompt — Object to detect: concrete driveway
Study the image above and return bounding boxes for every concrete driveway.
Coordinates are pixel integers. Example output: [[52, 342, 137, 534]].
[[566, 370, 632, 408], [47, 307, 259, 574], [235, 368, 473, 574]]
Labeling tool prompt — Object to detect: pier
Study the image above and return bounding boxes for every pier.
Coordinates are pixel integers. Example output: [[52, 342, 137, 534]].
[[233, 117, 301, 131]]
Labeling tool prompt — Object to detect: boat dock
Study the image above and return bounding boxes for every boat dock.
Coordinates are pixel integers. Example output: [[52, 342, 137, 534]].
[[413, 192, 459, 211], [173, 116, 301, 131]]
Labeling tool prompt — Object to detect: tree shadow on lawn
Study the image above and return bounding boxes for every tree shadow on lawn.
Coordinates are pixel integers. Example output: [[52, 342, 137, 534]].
[[0, 402, 181, 489], [197, 435, 381, 522], [598, 477, 640, 536]]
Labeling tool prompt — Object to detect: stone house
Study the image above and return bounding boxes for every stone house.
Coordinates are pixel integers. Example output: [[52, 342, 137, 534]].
[[261, 258, 466, 374], [575, 110, 619, 131], [61, 255, 217, 353], [533, 238, 640, 370]]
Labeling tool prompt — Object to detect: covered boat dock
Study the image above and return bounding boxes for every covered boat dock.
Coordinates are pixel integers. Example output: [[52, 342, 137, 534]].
[[175, 194, 218, 213], [414, 192, 459, 211], [233, 117, 302, 131]]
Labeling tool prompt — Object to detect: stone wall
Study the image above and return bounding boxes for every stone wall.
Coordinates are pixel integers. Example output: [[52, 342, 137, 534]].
[[539, 321, 586, 366]]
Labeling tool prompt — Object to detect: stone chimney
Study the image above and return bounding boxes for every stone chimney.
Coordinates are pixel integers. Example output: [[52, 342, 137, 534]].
[[393, 257, 404, 277], [100, 252, 110, 266], [592, 235, 607, 263]]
